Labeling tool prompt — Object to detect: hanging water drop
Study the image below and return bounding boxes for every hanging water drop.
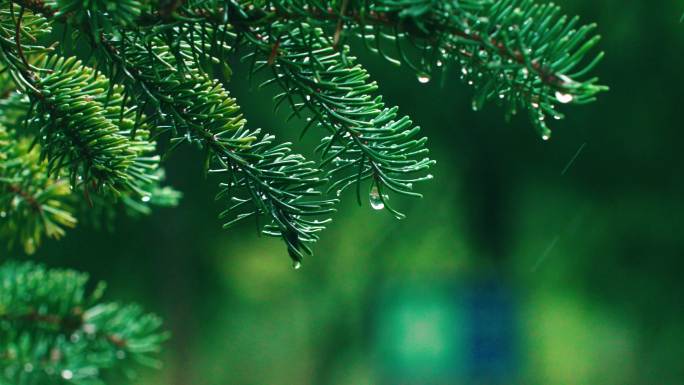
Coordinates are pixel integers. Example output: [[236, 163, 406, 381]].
[[61, 370, 73, 380], [555, 91, 573, 104], [369, 186, 384, 210], [293, 261, 301, 270], [141, 195, 151, 202], [417, 73, 431, 84], [542, 134, 550, 141], [436, 60, 443, 67]]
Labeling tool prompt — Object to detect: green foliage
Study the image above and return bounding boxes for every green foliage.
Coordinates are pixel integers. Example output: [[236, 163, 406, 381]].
[[0, 0, 606, 263], [0, 0, 607, 382], [0, 125, 75, 254], [0, 261, 166, 385]]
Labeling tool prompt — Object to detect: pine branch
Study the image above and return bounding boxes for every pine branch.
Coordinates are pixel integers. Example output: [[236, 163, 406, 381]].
[[98, 34, 337, 263], [0, 125, 75, 254], [178, 0, 607, 139], [0, 261, 167, 385], [238, 21, 434, 217], [1, 0, 608, 262]]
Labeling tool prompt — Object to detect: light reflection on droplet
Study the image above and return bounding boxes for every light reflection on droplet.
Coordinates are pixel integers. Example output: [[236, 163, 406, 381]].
[[369, 186, 384, 210], [555, 91, 574, 104]]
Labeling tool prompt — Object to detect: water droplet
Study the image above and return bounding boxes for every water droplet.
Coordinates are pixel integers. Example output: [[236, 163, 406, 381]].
[[0, 211, 5, 218], [61, 370, 73, 380], [369, 186, 384, 210], [24, 363, 33, 373], [293, 261, 301, 270], [116, 350, 126, 359], [141, 195, 151, 202], [555, 91, 573, 104], [436, 60, 443, 67], [417, 73, 431, 84], [83, 323, 96, 334], [461, 67, 469, 76], [542, 134, 550, 141]]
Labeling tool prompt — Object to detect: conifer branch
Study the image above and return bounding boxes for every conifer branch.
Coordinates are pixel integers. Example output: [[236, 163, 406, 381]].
[[98, 34, 337, 263], [0, 0, 607, 262], [0, 124, 75, 254], [0, 261, 166, 384], [237, 22, 434, 216], [174, 0, 608, 139]]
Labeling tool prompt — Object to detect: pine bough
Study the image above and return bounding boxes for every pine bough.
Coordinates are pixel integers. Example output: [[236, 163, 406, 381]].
[[0, 1, 607, 382]]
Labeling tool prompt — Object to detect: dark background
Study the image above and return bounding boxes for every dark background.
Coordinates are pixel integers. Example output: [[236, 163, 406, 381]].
[[26, 0, 684, 384]]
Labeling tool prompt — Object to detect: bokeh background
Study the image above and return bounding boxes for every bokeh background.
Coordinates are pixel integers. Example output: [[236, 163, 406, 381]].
[[23, 0, 684, 384]]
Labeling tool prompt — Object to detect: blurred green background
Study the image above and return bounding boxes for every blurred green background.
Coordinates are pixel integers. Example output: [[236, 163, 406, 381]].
[[26, 0, 684, 384]]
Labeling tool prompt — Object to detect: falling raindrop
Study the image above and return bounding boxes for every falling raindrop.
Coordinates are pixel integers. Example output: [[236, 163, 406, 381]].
[[369, 186, 384, 210], [417, 73, 431, 84], [555, 91, 573, 104]]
